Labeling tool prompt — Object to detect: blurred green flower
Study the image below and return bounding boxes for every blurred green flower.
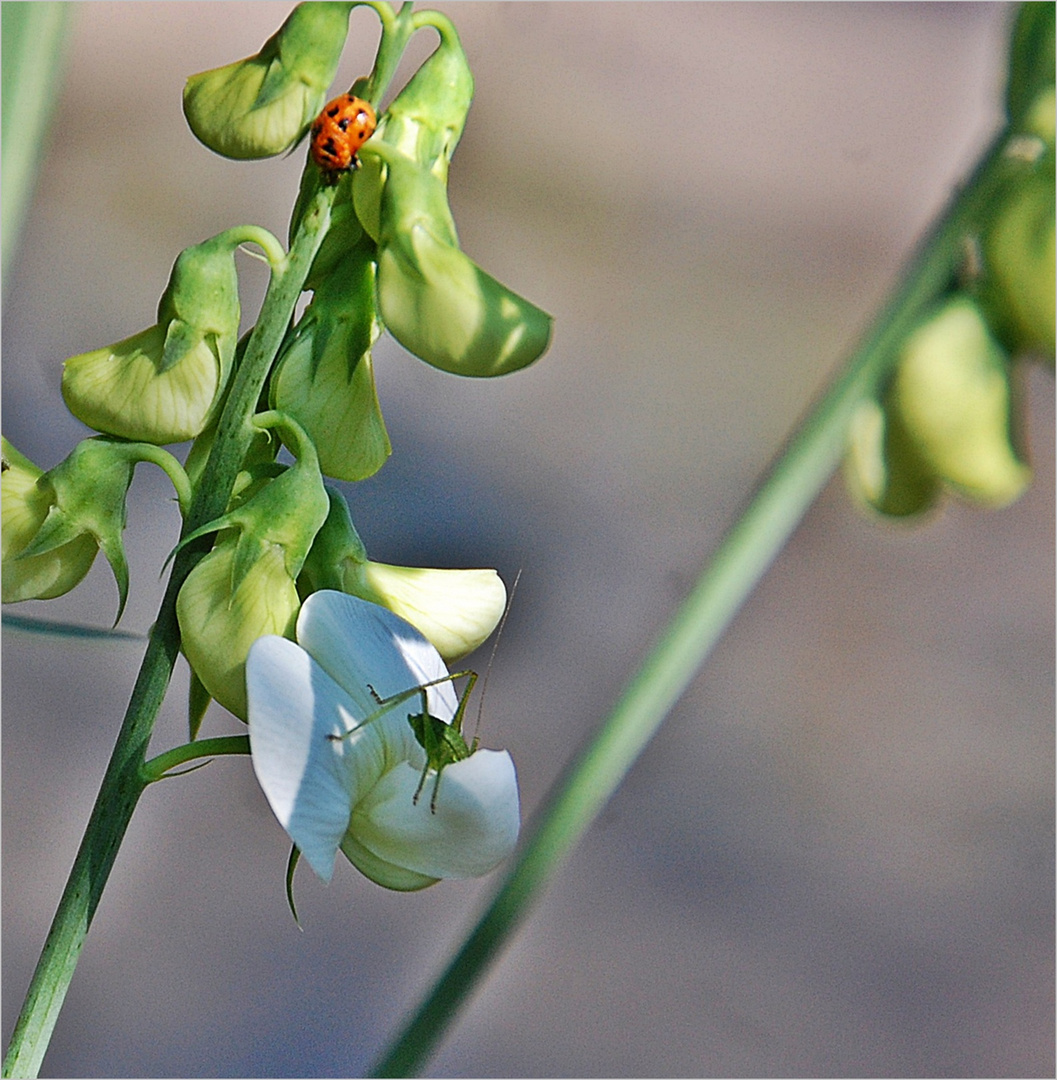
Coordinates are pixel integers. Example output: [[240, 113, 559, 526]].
[[891, 297, 1030, 507]]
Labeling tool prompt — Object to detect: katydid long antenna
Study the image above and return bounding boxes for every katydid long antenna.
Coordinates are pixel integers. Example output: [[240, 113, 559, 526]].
[[471, 568, 522, 747]]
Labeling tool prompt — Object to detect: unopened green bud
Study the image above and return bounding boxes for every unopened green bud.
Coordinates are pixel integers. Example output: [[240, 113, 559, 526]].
[[983, 166, 1055, 356], [2, 438, 98, 604], [271, 245, 390, 481], [177, 538, 301, 720], [183, 2, 352, 160], [2, 437, 136, 616], [845, 399, 941, 518], [360, 143, 552, 377], [63, 233, 243, 443], [893, 298, 1030, 506], [300, 488, 507, 660]]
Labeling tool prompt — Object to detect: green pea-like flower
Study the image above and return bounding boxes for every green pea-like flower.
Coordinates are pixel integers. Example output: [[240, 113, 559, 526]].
[[183, 1, 352, 160], [175, 412, 328, 719], [0, 435, 174, 619], [270, 243, 391, 482], [359, 141, 553, 377], [177, 538, 302, 721], [62, 233, 244, 444]]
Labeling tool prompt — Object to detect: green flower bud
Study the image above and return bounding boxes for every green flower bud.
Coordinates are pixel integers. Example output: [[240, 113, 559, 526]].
[[177, 538, 301, 720], [892, 298, 1030, 507], [300, 488, 507, 661], [183, 2, 352, 160], [845, 399, 941, 519], [1005, 1, 1055, 130], [2, 438, 98, 604], [62, 233, 242, 443], [1, 437, 135, 616], [982, 166, 1055, 357], [176, 414, 329, 719], [270, 244, 390, 481], [360, 142, 552, 377]]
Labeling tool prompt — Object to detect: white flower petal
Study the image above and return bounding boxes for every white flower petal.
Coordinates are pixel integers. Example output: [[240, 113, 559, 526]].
[[247, 636, 356, 881], [351, 749, 520, 879], [297, 590, 457, 719]]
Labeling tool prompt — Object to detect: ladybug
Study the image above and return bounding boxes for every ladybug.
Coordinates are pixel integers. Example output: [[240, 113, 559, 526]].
[[310, 93, 377, 178]]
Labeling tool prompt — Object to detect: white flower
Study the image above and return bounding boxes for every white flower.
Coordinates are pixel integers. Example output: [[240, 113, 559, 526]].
[[246, 590, 520, 889]]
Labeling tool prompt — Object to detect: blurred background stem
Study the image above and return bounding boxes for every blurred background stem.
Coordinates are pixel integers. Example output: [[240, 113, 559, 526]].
[[370, 124, 1012, 1078]]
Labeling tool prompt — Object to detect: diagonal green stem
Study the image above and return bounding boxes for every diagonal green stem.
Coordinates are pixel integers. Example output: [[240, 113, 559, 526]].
[[1, 189, 334, 1080], [370, 129, 1014, 1078]]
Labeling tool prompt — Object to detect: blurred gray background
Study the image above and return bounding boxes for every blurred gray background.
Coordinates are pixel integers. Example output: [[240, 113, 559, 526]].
[[3, 3, 1053, 1076]]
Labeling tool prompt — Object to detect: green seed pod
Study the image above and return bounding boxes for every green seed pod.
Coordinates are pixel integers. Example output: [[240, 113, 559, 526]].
[[299, 488, 507, 661], [845, 399, 941, 519], [2, 437, 135, 616], [62, 233, 242, 444], [271, 244, 390, 481], [361, 142, 552, 377], [892, 298, 1030, 507], [1, 438, 98, 605], [183, 2, 353, 160]]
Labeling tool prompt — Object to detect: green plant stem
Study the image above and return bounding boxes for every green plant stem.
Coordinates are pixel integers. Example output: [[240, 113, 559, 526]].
[[140, 735, 251, 783], [370, 129, 1014, 1079], [1, 189, 334, 1080]]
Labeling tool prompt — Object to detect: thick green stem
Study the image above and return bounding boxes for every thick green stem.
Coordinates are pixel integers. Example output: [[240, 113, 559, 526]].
[[370, 130, 1014, 1078], [1, 188, 335, 1080]]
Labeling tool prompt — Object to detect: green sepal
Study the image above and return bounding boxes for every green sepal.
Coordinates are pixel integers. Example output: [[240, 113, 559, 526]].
[[380, 14, 474, 181], [173, 436, 329, 587], [285, 846, 303, 928], [980, 162, 1055, 357], [188, 670, 211, 741], [298, 485, 369, 596]]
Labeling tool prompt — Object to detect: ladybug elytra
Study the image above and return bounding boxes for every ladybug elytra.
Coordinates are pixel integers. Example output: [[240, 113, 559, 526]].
[[310, 93, 377, 177]]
